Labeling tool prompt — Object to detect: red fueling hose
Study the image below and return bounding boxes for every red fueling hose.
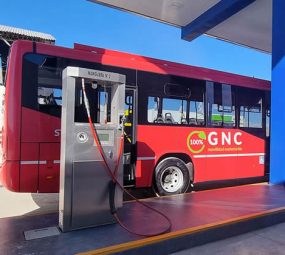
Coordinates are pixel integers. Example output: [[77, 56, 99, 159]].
[[81, 79, 172, 237]]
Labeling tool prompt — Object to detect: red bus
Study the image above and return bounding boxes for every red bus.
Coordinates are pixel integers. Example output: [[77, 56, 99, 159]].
[[0, 40, 270, 196]]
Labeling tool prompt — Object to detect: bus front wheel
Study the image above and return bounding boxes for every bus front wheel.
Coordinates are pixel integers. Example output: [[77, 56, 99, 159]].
[[154, 157, 191, 196]]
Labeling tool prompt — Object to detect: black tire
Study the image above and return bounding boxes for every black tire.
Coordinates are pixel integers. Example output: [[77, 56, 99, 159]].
[[154, 157, 191, 196]]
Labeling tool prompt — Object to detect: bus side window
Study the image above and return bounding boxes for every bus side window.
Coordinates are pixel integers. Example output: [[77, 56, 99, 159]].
[[207, 82, 235, 127], [148, 96, 187, 125], [239, 91, 263, 129], [189, 88, 205, 126], [38, 87, 62, 106], [162, 98, 187, 124], [148, 96, 160, 123], [37, 86, 62, 117], [74, 82, 111, 123], [266, 108, 270, 137], [22, 54, 63, 118], [37, 57, 63, 117]]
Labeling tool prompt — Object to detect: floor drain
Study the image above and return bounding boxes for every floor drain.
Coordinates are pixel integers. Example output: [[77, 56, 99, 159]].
[[24, 226, 60, 240]]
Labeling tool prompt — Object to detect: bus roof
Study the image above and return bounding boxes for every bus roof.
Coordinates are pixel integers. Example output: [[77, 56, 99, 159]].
[[12, 40, 270, 91]]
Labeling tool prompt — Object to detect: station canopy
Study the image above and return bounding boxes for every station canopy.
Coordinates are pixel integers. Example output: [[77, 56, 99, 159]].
[[0, 25, 55, 85], [89, 0, 271, 53], [0, 24, 55, 45]]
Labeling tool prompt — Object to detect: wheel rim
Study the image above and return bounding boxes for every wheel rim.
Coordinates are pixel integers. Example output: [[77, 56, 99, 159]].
[[160, 166, 184, 193]]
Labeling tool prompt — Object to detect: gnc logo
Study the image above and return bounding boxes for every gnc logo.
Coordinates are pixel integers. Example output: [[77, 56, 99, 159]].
[[187, 131, 206, 154], [187, 131, 243, 154]]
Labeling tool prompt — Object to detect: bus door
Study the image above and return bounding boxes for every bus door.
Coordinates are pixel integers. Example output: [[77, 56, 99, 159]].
[[265, 92, 270, 176], [124, 87, 136, 186], [205, 82, 237, 181], [237, 88, 266, 179]]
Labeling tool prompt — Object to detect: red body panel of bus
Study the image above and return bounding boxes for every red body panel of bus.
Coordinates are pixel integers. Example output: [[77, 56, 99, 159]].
[[136, 125, 265, 187], [0, 40, 270, 192]]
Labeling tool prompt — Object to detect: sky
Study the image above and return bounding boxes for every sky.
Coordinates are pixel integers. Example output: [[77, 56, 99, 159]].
[[1, 0, 271, 80]]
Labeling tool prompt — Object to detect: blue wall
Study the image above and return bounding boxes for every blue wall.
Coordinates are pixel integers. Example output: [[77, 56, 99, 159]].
[[270, 0, 285, 183]]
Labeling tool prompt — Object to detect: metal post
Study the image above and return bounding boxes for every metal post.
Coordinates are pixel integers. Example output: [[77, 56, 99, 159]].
[[270, 0, 285, 184]]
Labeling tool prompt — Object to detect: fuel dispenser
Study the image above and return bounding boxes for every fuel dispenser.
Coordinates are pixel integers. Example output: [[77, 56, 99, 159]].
[[59, 66, 125, 232]]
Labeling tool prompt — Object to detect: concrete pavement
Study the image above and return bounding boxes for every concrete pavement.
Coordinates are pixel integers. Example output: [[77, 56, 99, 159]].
[[0, 185, 58, 218]]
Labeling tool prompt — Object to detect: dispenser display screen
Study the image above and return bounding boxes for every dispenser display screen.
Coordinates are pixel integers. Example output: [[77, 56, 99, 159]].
[[98, 133, 109, 142]]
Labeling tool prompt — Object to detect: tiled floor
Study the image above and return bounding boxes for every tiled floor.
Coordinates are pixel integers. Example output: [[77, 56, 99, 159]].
[[0, 184, 285, 254], [172, 221, 285, 255]]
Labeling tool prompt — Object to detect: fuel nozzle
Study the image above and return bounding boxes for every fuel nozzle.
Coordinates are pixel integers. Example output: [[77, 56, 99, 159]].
[[91, 81, 98, 89], [118, 114, 126, 131]]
